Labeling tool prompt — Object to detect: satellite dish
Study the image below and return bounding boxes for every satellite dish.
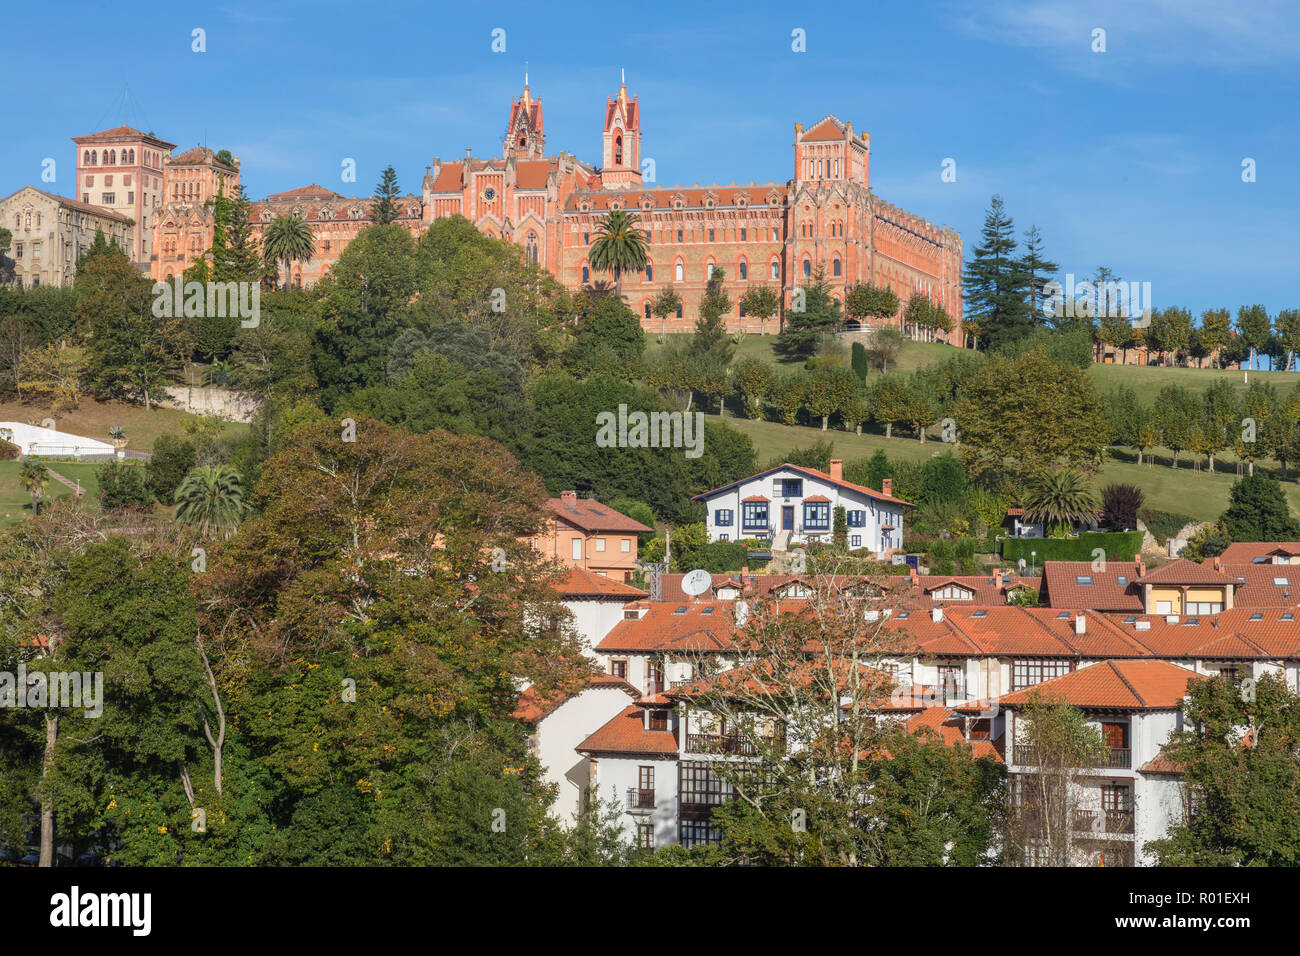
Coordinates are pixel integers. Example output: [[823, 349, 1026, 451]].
[[681, 569, 713, 597]]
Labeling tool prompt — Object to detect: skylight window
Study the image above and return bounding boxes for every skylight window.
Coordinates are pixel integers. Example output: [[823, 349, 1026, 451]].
[[1254, 556, 1268, 563], [1283, 613, 1296, 622], [1275, 577, 1290, 586], [673, 606, 688, 615], [1056, 612, 1070, 619], [1123, 616, 1137, 623], [1250, 613, 1264, 621], [700, 607, 714, 615], [1076, 576, 1093, 585], [1184, 617, 1200, 625], [972, 610, 988, 618], [1117, 576, 1128, 585], [896, 611, 910, 619]]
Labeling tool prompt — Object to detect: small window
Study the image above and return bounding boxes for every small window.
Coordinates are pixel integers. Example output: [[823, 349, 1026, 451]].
[[611, 660, 628, 679], [594, 538, 606, 553], [673, 606, 688, 615], [1250, 613, 1264, 621], [1274, 577, 1290, 586], [973, 610, 988, 618], [1076, 576, 1093, 585], [850, 535, 861, 547], [715, 509, 734, 527], [571, 539, 583, 561], [1117, 576, 1128, 585], [621, 539, 631, 553], [1283, 613, 1296, 622], [1056, 611, 1070, 619], [700, 607, 714, 615]]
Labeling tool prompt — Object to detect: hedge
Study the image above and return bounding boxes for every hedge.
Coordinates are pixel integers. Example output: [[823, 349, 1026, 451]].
[[1001, 531, 1143, 564]]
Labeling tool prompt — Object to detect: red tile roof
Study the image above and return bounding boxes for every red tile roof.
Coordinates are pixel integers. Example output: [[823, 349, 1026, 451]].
[[514, 160, 554, 189], [551, 566, 647, 600], [998, 659, 1203, 711], [264, 184, 346, 202], [567, 184, 788, 212], [577, 705, 678, 756], [512, 674, 639, 725], [693, 463, 912, 507], [1137, 558, 1235, 585], [168, 146, 236, 169], [1219, 542, 1300, 563], [906, 707, 1004, 762], [1041, 561, 1144, 611], [1139, 753, 1186, 775], [802, 117, 845, 141], [596, 601, 740, 653], [547, 495, 652, 534], [73, 126, 176, 147]]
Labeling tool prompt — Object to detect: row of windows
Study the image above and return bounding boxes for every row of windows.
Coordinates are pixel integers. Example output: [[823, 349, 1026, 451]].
[[82, 148, 136, 166], [569, 537, 634, 559]]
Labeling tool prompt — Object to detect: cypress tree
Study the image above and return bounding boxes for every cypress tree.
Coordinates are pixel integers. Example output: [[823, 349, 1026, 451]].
[[962, 195, 1030, 352]]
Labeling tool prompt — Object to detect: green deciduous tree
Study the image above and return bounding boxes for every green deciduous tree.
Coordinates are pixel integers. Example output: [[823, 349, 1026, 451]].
[[1220, 473, 1300, 541]]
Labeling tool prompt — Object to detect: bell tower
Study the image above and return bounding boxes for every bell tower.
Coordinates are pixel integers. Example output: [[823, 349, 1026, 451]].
[[504, 74, 545, 159], [600, 70, 642, 189]]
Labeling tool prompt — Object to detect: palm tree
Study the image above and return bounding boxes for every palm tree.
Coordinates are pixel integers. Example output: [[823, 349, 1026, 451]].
[[18, 459, 48, 517], [261, 215, 315, 290], [1023, 470, 1099, 533], [174, 465, 247, 537], [588, 208, 649, 297]]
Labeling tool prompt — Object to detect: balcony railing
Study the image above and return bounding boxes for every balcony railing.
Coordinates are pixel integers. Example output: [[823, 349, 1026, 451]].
[[1013, 746, 1132, 770], [626, 788, 655, 811], [1073, 809, 1135, 835], [686, 732, 791, 757]]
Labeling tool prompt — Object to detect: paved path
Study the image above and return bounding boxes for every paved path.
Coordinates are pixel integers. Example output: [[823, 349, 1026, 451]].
[[44, 465, 85, 497]]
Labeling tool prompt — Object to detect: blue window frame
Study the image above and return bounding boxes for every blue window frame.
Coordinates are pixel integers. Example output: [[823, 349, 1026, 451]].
[[850, 535, 862, 548], [846, 509, 866, 528], [742, 502, 769, 530], [775, 478, 803, 498], [803, 502, 830, 530], [715, 509, 733, 527]]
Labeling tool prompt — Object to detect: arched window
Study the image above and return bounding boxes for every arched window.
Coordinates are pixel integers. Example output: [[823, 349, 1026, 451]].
[[109, 150, 116, 164], [676, 303, 683, 318], [644, 302, 651, 320], [833, 258, 841, 277], [526, 232, 538, 264], [706, 263, 714, 280], [739, 261, 747, 280], [83, 151, 91, 165], [803, 258, 811, 278], [614, 133, 623, 165], [90, 151, 98, 166], [771, 261, 779, 279], [645, 264, 653, 281], [519, 133, 527, 146], [129, 149, 135, 163], [675, 261, 683, 282]]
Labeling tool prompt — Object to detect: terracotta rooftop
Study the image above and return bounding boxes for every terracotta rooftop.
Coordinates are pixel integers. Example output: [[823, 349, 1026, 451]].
[[1136, 558, 1235, 585], [1, 186, 131, 223], [512, 674, 639, 725], [1139, 753, 1186, 775], [577, 704, 678, 757], [546, 494, 651, 534], [906, 707, 1004, 763], [1219, 542, 1300, 563], [692, 463, 912, 508], [802, 117, 846, 141], [998, 659, 1204, 711], [73, 125, 176, 147], [551, 566, 647, 600], [596, 601, 740, 654], [1041, 561, 1144, 611]]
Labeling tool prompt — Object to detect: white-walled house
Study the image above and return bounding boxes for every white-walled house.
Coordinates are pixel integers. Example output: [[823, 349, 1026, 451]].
[[577, 701, 681, 848], [552, 567, 648, 659], [692, 460, 911, 555], [515, 675, 641, 827], [998, 658, 1204, 866]]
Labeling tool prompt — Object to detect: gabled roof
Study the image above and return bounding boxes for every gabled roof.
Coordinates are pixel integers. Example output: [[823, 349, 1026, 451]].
[[1137, 558, 1235, 585], [0, 186, 131, 223], [512, 674, 639, 725], [998, 659, 1203, 711], [566, 184, 786, 212], [1041, 561, 1144, 611], [1139, 753, 1186, 775], [692, 463, 912, 507], [263, 184, 345, 202], [73, 125, 175, 148], [546, 496, 652, 534], [577, 705, 678, 757], [596, 601, 739, 654], [1220, 542, 1300, 563], [551, 567, 647, 600], [801, 116, 846, 141]]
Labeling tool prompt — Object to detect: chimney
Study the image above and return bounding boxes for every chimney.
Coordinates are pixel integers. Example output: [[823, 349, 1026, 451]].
[[1074, 614, 1086, 635], [931, 606, 944, 622], [560, 490, 577, 504], [995, 568, 1004, 589], [465, 147, 472, 166], [1213, 555, 1222, 571], [829, 459, 843, 481], [881, 478, 893, 496], [741, 566, 749, 575], [909, 565, 919, 586], [1137, 558, 1146, 578]]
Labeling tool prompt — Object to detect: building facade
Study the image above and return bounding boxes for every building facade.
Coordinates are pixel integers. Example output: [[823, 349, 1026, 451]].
[[150, 146, 241, 280], [0, 185, 131, 287], [71, 125, 174, 268]]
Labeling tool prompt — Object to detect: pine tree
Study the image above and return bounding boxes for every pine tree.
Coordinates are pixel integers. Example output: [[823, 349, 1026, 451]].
[[962, 195, 1030, 352], [776, 268, 841, 358], [211, 184, 262, 282], [1018, 225, 1058, 325], [370, 165, 401, 225]]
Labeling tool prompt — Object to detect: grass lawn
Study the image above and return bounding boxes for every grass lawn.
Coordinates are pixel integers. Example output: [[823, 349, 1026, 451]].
[[709, 413, 1300, 523], [0, 396, 247, 455], [1086, 361, 1300, 404], [644, 332, 950, 377]]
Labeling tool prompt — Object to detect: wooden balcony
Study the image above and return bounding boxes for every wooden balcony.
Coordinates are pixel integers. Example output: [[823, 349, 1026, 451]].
[[686, 733, 784, 757], [1013, 745, 1131, 770], [626, 788, 655, 811], [1073, 809, 1135, 835]]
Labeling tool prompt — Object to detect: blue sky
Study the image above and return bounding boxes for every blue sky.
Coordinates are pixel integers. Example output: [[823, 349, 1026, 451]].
[[5, 0, 1297, 316]]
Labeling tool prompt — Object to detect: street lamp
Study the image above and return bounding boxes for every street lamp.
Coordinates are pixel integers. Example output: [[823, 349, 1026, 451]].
[[1031, 550, 1037, 575]]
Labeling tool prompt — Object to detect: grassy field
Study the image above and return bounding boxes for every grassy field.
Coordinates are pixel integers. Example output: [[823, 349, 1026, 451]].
[[709, 413, 1300, 523], [1087, 361, 1300, 404], [0, 459, 137, 529], [0, 397, 247, 455]]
